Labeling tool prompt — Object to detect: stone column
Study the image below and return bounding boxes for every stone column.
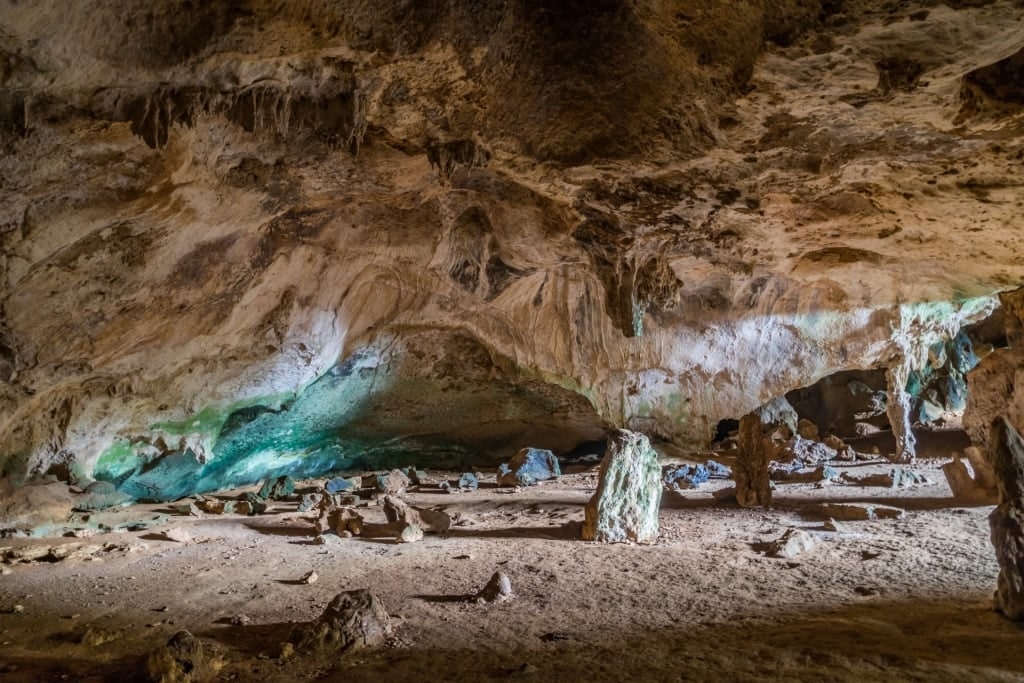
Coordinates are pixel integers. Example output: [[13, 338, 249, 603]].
[[988, 416, 1024, 621], [582, 429, 661, 543], [886, 362, 917, 463], [735, 413, 771, 508]]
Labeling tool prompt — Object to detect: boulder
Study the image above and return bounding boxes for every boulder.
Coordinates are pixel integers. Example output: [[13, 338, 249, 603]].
[[324, 477, 356, 494], [365, 470, 411, 495], [381, 495, 451, 533], [457, 472, 479, 492], [145, 630, 219, 683], [497, 448, 561, 487], [582, 430, 661, 543], [257, 475, 295, 500], [291, 589, 393, 654]]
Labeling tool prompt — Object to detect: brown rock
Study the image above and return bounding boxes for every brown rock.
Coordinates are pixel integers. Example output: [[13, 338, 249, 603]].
[[291, 589, 393, 654]]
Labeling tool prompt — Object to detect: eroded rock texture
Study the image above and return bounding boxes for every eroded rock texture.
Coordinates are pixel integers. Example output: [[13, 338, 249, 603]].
[[582, 429, 662, 543], [988, 417, 1024, 621], [1, 1, 1022, 502]]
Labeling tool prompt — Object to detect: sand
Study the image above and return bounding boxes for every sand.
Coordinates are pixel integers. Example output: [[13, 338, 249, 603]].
[[1, 446, 1022, 682]]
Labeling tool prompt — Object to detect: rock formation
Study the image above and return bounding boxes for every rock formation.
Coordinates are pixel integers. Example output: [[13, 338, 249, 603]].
[[0, 2, 1022, 505], [736, 413, 773, 507], [987, 417, 1024, 621], [582, 429, 662, 543]]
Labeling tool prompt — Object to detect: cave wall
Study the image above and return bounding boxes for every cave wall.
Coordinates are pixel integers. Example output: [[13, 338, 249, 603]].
[[1, 1, 1023, 501]]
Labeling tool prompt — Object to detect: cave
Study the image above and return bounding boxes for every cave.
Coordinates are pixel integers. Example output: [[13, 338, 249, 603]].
[[3, 1, 1024, 681]]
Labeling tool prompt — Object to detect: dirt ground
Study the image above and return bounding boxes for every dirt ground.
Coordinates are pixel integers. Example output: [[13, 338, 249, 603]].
[[2, 433, 1023, 682]]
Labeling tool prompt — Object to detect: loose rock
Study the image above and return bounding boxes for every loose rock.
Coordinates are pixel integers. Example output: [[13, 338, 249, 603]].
[[477, 571, 514, 602], [291, 589, 393, 654], [161, 527, 192, 544], [767, 528, 817, 559], [397, 523, 423, 543], [257, 476, 295, 500], [497, 448, 561, 487], [145, 630, 219, 683]]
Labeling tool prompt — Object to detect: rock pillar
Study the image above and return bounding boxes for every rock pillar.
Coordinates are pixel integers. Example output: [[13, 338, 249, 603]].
[[735, 413, 772, 508], [582, 429, 661, 543], [989, 416, 1024, 621], [886, 361, 917, 463]]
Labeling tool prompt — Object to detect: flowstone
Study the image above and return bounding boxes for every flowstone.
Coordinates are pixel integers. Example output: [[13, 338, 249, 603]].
[[582, 430, 661, 543], [988, 417, 1024, 621]]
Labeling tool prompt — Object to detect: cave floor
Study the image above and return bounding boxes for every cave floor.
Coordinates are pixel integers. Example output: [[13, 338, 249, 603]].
[[2, 451, 1023, 682]]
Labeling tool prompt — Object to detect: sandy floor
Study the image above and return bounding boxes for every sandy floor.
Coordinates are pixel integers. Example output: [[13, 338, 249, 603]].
[[2, 439, 1023, 682]]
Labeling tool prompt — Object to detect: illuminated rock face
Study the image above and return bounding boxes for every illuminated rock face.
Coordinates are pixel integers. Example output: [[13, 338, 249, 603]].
[[1, 1, 1022, 501]]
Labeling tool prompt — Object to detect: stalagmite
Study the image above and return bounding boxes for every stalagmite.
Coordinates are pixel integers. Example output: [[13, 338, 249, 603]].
[[735, 413, 772, 508], [988, 417, 1024, 621], [582, 430, 661, 543], [886, 361, 917, 463]]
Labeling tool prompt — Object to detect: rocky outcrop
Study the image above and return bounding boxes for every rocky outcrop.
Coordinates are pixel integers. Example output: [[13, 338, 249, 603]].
[[0, 1, 1021, 504]]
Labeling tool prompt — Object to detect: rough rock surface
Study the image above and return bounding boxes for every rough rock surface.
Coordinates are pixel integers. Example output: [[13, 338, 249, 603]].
[[0, 2, 1021, 503], [145, 630, 218, 683], [291, 589, 393, 654], [988, 417, 1024, 621], [497, 447, 561, 487], [582, 430, 661, 543]]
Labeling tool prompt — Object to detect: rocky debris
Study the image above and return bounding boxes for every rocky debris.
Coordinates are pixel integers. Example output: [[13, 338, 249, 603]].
[[236, 492, 267, 515], [195, 499, 235, 515], [364, 470, 411, 496], [72, 486, 134, 512], [172, 501, 203, 517], [291, 589, 393, 655], [736, 414, 772, 508], [823, 518, 848, 533], [809, 502, 906, 521], [458, 472, 479, 492], [662, 460, 730, 490], [497, 448, 561, 487], [771, 464, 840, 483], [583, 430, 661, 543], [477, 571, 513, 603], [988, 417, 1024, 621], [324, 477, 356, 494], [777, 436, 839, 466], [298, 493, 322, 512], [797, 419, 820, 441], [842, 468, 931, 488], [405, 468, 429, 486], [326, 507, 364, 537], [397, 523, 424, 543], [145, 630, 220, 683], [381, 495, 451, 533], [766, 528, 817, 559], [161, 527, 192, 543], [257, 476, 295, 500], [943, 453, 998, 503], [300, 570, 318, 585], [80, 627, 126, 646], [3, 541, 145, 564]]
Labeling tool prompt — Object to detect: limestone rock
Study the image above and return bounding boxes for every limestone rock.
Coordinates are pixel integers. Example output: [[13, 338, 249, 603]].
[[810, 502, 905, 521], [582, 430, 661, 543], [988, 417, 1024, 621], [161, 527, 192, 544], [381, 495, 451, 533], [145, 630, 219, 683], [477, 571, 513, 603], [291, 589, 393, 654], [257, 475, 295, 500], [497, 448, 561, 487], [767, 528, 817, 559], [736, 414, 772, 508]]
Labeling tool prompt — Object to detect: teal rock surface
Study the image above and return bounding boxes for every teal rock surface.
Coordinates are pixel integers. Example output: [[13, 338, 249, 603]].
[[582, 430, 662, 543]]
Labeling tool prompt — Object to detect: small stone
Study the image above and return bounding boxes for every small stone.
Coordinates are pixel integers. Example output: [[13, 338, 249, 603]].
[[397, 524, 423, 543], [12, 604, 24, 613], [797, 418, 819, 441], [457, 472, 479, 492], [822, 518, 847, 533], [766, 528, 817, 559], [301, 570, 318, 585], [145, 630, 217, 683], [229, 614, 251, 626], [161, 527, 192, 543], [278, 642, 294, 660], [405, 468, 429, 486], [811, 502, 905, 521], [298, 493, 322, 512], [477, 571, 513, 602]]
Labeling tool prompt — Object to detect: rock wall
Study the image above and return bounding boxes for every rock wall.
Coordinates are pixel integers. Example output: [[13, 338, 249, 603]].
[[1, 1, 1022, 500]]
